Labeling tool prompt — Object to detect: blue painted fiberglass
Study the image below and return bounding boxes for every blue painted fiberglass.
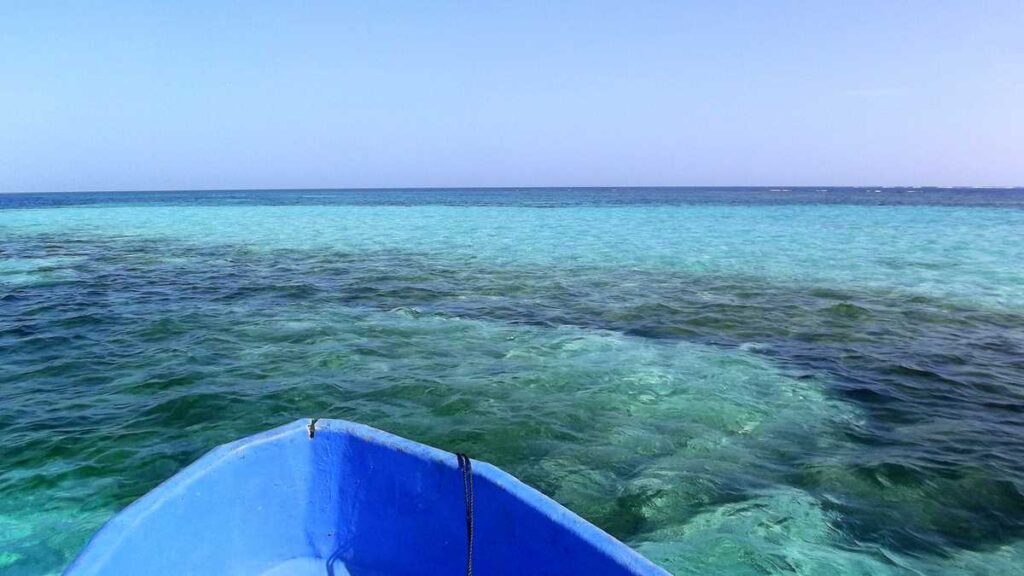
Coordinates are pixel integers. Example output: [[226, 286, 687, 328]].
[[66, 419, 668, 575]]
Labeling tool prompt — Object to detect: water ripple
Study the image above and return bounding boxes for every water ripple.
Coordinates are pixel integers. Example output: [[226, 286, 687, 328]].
[[2, 196, 1024, 574]]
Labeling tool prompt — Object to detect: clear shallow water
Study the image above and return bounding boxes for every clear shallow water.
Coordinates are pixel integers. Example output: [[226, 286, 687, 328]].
[[2, 188, 1023, 574]]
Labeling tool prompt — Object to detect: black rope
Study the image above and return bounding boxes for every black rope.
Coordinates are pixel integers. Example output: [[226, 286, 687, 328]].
[[456, 453, 474, 576]]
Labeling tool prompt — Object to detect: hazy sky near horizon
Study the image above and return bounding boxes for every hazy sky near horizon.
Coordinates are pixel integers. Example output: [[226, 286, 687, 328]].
[[2, 1, 1022, 192]]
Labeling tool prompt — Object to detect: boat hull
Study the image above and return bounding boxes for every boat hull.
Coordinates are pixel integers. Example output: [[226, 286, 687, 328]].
[[66, 419, 667, 575]]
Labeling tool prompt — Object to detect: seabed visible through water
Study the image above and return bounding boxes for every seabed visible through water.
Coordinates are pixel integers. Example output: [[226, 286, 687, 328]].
[[2, 188, 1024, 574]]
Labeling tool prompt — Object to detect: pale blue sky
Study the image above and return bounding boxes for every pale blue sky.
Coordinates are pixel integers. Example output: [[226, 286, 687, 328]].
[[2, 1, 1022, 191]]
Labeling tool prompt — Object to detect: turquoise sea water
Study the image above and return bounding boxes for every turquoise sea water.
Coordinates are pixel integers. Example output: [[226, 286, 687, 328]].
[[2, 188, 1024, 574]]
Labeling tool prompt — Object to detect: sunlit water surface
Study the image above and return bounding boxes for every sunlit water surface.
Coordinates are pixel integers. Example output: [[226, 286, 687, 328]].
[[2, 189, 1023, 574]]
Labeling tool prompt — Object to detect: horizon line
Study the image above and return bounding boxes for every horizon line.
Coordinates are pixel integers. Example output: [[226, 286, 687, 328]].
[[4, 185, 1024, 195]]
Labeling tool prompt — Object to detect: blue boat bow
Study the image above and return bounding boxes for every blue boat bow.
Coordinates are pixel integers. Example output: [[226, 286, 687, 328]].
[[67, 418, 668, 575]]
